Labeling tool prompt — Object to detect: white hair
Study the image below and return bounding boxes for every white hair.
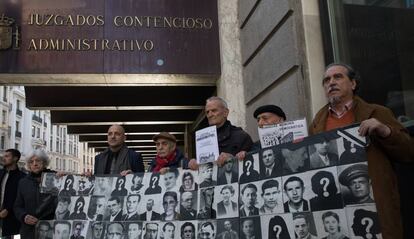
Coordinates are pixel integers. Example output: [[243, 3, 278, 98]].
[[26, 149, 50, 169], [206, 96, 228, 109]]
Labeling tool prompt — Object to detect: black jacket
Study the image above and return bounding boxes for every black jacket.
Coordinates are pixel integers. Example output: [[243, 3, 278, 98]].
[[0, 168, 26, 236], [94, 145, 144, 174], [217, 121, 253, 155], [14, 169, 57, 239]]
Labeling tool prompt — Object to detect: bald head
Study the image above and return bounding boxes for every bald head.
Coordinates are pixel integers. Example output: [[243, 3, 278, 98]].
[[107, 125, 126, 151]]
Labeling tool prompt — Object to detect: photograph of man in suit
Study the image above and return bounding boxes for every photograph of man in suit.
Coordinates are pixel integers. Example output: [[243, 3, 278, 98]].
[[309, 139, 338, 169], [217, 185, 238, 218], [283, 176, 309, 213], [123, 194, 141, 221], [127, 222, 142, 239], [144, 223, 159, 239], [180, 191, 197, 220], [199, 163, 216, 188], [239, 184, 259, 217], [140, 199, 161, 221], [259, 148, 281, 178], [217, 156, 238, 185], [70, 222, 85, 239], [105, 197, 124, 221]]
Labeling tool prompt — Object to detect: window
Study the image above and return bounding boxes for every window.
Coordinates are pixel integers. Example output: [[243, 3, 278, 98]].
[[15, 121, 20, 131], [36, 127, 40, 138], [32, 126, 36, 137], [16, 99, 20, 110], [3, 87, 7, 102], [1, 135, 5, 149], [2, 110, 6, 125], [15, 143, 19, 150]]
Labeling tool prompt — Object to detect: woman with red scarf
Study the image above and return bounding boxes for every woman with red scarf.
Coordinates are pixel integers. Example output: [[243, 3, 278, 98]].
[[149, 132, 189, 173]]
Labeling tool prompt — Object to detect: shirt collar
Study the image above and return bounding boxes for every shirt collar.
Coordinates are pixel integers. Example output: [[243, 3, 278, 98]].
[[328, 100, 353, 118]]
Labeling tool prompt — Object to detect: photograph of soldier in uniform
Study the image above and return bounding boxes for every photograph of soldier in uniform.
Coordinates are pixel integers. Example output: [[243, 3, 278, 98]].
[[217, 156, 238, 185], [338, 163, 374, 205], [145, 173, 162, 195], [238, 153, 260, 184], [216, 218, 239, 239], [111, 176, 128, 196], [69, 196, 89, 220], [313, 209, 349, 239], [308, 168, 343, 211], [215, 184, 238, 218]]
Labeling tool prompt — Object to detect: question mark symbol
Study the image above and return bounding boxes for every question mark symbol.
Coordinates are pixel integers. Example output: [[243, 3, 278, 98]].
[[76, 201, 83, 214], [119, 179, 125, 190], [319, 177, 330, 197], [66, 178, 73, 190], [361, 217, 373, 239], [151, 176, 158, 189], [245, 161, 252, 176], [273, 225, 282, 239]]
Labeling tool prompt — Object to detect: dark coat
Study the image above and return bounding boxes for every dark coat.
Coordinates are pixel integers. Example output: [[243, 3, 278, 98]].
[[14, 170, 57, 239], [180, 205, 197, 220], [123, 212, 140, 221], [309, 96, 414, 239], [217, 201, 237, 217], [239, 206, 259, 217], [0, 168, 26, 236], [217, 121, 253, 155], [283, 200, 309, 213], [94, 145, 144, 174], [139, 211, 161, 221], [217, 171, 238, 185], [148, 148, 189, 172]]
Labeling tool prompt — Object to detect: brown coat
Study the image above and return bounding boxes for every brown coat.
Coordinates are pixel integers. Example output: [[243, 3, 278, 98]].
[[309, 96, 414, 239]]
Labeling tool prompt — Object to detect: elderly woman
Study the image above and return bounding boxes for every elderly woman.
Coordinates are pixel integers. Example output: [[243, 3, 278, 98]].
[[14, 149, 57, 239]]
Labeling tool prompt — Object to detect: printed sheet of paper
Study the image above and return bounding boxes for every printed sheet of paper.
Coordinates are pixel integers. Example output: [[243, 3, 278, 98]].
[[258, 118, 308, 148], [195, 125, 220, 164]]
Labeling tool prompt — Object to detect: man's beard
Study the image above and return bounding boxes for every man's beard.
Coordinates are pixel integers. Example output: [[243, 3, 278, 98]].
[[328, 95, 341, 105]]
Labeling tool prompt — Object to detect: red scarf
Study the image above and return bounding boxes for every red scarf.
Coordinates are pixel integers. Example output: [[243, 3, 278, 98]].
[[153, 150, 176, 172]]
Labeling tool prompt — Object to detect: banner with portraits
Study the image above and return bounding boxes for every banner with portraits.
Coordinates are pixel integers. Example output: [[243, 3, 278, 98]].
[[37, 124, 382, 239]]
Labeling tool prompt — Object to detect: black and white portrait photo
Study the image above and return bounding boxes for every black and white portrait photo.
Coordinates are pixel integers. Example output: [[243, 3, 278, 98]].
[[160, 222, 179, 239], [338, 163, 374, 205], [179, 221, 196, 239], [282, 174, 310, 213], [145, 173, 162, 195], [259, 147, 283, 178], [258, 178, 284, 215], [123, 194, 142, 221], [59, 174, 78, 197], [53, 220, 72, 239], [126, 222, 143, 239], [346, 205, 382, 239], [162, 168, 181, 192], [307, 136, 339, 169], [313, 209, 349, 239], [179, 170, 199, 192], [105, 196, 124, 221], [140, 196, 162, 221], [36, 220, 53, 239], [55, 197, 71, 220], [69, 196, 89, 220], [261, 214, 294, 239], [214, 183, 238, 218], [41, 172, 61, 195], [87, 195, 107, 221], [198, 187, 216, 220], [216, 218, 239, 239], [143, 222, 160, 239], [180, 191, 198, 220], [111, 176, 128, 196], [337, 137, 367, 165], [238, 153, 260, 184], [87, 221, 106, 239], [198, 221, 217, 239], [77, 176, 95, 196], [127, 173, 145, 195], [308, 168, 344, 211], [240, 217, 261, 239], [217, 156, 238, 185], [161, 191, 180, 221], [70, 221, 88, 239], [280, 144, 310, 175], [199, 163, 217, 188], [239, 183, 259, 217], [292, 212, 318, 239], [93, 176, 113, 196], [105, 222, 125, 239]]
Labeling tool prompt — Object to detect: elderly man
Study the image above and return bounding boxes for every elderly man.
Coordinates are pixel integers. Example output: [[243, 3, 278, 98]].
[[149, 132, 188, 173], [189, 96, 253, 169], [180, 191, 197, 220], [310, 63, 414, 239], [94, 124, 144, 175], [0, 148, 26, 237]]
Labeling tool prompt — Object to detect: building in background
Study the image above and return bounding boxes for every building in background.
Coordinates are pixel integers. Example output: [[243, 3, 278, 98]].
[[0, 86, 94, 173]]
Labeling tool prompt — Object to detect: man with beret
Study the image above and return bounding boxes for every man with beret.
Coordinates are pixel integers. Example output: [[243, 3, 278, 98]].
[[339, 163, 373, 204], [148, 132, 188, 173], [237, 105, 287, 161], [188, 96, 253, 169], [309, 63, 414, 239]]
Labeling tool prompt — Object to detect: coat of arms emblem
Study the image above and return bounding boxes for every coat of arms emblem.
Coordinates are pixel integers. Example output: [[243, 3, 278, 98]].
[[0, 14, 15, 50]]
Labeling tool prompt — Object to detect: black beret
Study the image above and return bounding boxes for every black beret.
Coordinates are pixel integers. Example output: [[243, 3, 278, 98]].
[[338, 164, 369, 186], [253, 105, 286, 120]]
